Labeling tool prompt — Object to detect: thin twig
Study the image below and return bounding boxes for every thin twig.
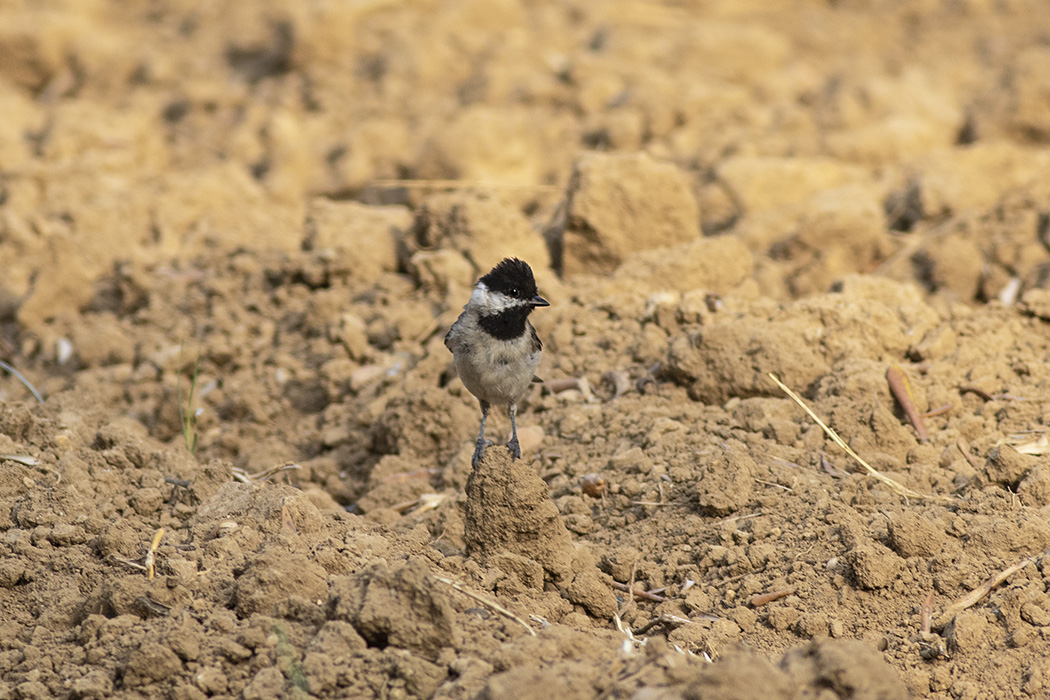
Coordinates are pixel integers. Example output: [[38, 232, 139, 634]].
[[959, 386, 994, 401], [749, 589, 793, 607], [711, 569, 762, 588], [768, 373, 934, 500], [631, 614, 693, 636], [433, 575, 536, 636], [955, 439, 983, 471], [370, 178, 560, 192], [923, 404, 953, 418]]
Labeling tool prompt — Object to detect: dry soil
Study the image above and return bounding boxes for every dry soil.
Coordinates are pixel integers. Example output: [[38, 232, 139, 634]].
[[3, 1, 1050, 699]]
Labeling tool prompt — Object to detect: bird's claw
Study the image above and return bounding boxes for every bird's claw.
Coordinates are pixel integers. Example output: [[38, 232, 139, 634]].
[[507, 437, 521, 461], [471, 439, 495, 469]]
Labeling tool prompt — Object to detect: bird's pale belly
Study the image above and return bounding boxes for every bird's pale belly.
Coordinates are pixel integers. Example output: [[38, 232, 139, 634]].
[[454, 345, 539, 405]]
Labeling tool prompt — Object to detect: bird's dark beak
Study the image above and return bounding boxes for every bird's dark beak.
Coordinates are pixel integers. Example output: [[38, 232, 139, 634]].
[[530, 295, 550, 307]]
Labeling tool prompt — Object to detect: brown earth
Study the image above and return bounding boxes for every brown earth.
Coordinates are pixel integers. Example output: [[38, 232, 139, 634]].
[[3, 1, 1050, 699]]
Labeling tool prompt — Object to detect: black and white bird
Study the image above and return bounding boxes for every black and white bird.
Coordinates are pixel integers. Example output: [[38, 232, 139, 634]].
[[445, 258, 549, 468]]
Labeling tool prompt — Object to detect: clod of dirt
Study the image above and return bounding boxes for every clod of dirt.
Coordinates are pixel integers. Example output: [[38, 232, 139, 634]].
[[327, 556, 459, 659], [415, 106, 549, 190], [234, 549, 328, 617], [845, 543, 903, 590], [369, 389, 478, 462], [695, 446, 756, 516], [464, 448, 616, 619], [474, 664, 603, 700], [612, 235, 753, 296], [1019, 465, 1050, 507], [405, 191, 552, 287], [123, 641, 183, 687], [685, 648, 795, 700], [303, 198, 410, 285], [887, 511, 949, 558], [667, 318, 829, 404], [718, 156, 867, 213], [945, 611, 993, 655], [667, 277, 939, 403], [560, 151, 700, 275], [192, 481, 326, 539], [1020, 288, 1050, 321], [984, 444, 1034, 487], [780, 639, 908, 700]]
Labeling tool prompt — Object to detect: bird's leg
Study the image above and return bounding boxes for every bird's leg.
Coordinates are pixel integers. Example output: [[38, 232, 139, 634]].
[[472, 400, 493, 469], [506, 403, 521, 460]]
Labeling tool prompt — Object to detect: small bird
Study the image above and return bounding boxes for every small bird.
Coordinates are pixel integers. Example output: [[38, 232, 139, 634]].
[[445, 258, 549, 468]]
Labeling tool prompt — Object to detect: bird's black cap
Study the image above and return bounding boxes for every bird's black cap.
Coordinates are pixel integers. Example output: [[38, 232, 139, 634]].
[[479, 258, 547, 306]]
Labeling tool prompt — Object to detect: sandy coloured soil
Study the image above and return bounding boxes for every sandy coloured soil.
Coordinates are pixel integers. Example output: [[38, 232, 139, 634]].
[[3, 1, 1050, 698]]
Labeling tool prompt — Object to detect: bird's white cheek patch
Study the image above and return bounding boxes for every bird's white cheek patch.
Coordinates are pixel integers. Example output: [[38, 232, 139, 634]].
[[470, 284, 516, 314]]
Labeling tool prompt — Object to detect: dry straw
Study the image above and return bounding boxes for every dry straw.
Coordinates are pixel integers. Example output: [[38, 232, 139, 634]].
[[767, 372, 939, 501]]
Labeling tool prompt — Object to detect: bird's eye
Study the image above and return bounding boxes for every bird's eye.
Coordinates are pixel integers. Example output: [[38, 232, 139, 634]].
[[510, 287, 520, 297]]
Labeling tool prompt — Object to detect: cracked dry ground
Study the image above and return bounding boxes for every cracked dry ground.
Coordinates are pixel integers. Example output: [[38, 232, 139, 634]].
[[4, 1, 1050, 699]]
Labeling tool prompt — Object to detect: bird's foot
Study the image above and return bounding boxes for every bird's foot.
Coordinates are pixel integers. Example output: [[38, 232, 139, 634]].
[[507, 436, 521, 461], [471, 439, 495, 469]]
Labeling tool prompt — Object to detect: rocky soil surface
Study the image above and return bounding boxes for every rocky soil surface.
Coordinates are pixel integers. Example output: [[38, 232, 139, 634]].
[[3, 1, 1050, 698]]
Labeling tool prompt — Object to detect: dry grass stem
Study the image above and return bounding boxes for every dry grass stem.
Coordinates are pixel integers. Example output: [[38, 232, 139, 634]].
[[886, 366, 929, 441], [754, 478, 793, 492], [232, 462, 302, 483], [937, 555, 1036, 625], [0, 360, 44, 404], [714, 512, 763, 527], [434, 575, 536, 636], [920, 591, 935, 634], [623, 562, 639, 615], [393, 493, 448, 515], [875, 211, 968, 276], [1011, 432, 1050, 456], [207, 520, 238, 540], [0, 454, 39, 466], [768, 373, 934, 501], [611, 581, 669, 603], [145, 528, 165, 580]]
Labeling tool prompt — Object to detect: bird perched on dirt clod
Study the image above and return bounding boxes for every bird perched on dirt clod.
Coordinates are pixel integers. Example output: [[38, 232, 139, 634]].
[[445, 258, 549, 468]]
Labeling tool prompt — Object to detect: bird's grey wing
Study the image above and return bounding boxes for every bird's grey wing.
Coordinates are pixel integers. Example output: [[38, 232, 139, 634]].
[[444, 316, 463, 352]]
